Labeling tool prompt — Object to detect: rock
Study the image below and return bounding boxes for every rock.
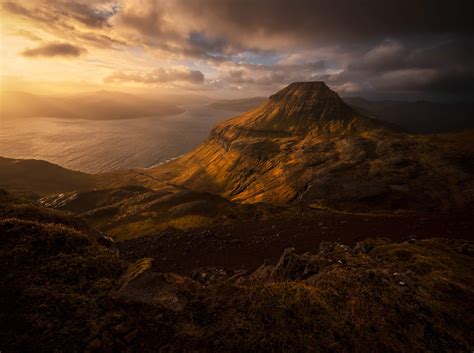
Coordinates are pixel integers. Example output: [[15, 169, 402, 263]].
[[353, 241, 373, 254], [318, 242, 334, 255], [250, 263, 274, 282], [94, 231, 115, 248], [191, 267, 228, 284], [228, 269, 248, 282], [116, 258, 188, 311], [270, 248, 320, 280], [86, 338, 102, 352]]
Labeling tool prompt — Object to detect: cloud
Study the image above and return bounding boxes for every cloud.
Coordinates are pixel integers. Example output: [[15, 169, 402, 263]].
[[104, 67, 205, 85], [1, 0, 122, 49], [11, 29, 42, 41], [150, 0, 473, 50], [2, 0, 114, 28], [3, 0, 474, 100], [21, 43, 87, 58]]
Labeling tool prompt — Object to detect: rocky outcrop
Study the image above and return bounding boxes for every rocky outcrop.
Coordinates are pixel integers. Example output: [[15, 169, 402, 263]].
[[117, 258, 189, 311]]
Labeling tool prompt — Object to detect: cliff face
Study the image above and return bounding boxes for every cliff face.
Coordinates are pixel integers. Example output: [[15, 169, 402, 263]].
[[146, 82, 474, 210]]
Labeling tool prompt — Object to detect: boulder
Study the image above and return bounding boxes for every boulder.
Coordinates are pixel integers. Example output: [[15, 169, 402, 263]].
[[116, 258, 188, 311], [269, 248, 320, 280]]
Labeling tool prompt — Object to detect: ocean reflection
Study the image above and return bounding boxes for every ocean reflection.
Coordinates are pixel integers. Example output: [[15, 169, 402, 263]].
[[0, 104, 234, 173]]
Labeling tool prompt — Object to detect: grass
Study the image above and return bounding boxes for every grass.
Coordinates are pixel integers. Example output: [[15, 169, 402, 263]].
[[1, 189, 473, 352]]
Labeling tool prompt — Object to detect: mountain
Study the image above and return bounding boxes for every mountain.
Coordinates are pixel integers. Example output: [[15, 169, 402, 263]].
[[2, 82, 473, 240], [345, 97, 474, 133], [2, 82, 473, 351], [0, 90, 184, 120], [140, 82, 474, 211]]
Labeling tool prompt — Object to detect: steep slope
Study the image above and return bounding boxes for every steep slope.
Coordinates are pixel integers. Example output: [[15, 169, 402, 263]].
[[144, 82, 474, 211]]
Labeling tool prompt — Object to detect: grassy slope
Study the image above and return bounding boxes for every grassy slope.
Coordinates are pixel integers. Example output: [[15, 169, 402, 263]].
[[1, 189, 473, 352], [0, 157, 96, 199]]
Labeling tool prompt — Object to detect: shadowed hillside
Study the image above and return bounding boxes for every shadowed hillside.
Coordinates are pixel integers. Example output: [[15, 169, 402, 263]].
[[0, 157, 95, 199], [1, 190, 473, 353]]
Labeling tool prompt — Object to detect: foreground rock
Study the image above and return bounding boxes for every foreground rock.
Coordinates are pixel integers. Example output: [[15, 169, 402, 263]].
[[117, 258, 189, 311]]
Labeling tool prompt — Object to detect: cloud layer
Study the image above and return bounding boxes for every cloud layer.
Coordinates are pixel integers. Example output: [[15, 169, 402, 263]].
[[21, 43, 87, 58], [2, 0, 474, 99], [104, 67, 205, 84]]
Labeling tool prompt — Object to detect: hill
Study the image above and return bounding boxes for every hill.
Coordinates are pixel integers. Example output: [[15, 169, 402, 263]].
[[0, 157, 95, 199], [1, 189, 473, 352]]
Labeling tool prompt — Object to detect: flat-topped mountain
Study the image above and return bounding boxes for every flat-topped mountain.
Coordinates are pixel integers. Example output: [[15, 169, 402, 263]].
[[211, 82, 384, 136], [141, 82, 473, 210]]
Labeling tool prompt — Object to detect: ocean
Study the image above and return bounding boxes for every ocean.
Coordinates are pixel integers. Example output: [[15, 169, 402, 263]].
[[0, 104, 234, 174]]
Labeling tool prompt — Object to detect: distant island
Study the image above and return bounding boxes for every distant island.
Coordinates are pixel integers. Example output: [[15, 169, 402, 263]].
[[0, 90, 184, 120]]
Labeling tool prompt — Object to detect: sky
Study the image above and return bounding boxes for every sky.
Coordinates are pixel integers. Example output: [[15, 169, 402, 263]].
[[1, 0, 473, 100]]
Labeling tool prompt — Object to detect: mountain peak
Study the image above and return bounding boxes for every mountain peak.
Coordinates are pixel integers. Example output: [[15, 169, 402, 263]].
[[208, 81, 378, 137], [269, 81, 332, 101], [268, 81, 344, 109], [257, 81, 355, 130]]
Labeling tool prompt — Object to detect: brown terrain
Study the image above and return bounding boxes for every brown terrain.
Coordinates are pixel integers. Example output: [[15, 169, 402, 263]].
[[1, 190, 473, 352], [1, 81, 473, 352], [117, 208, 473, 275]]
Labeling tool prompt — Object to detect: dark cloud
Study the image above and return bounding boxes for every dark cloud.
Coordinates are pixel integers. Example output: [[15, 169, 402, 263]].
[[21, 43, 87, 58], [2, 0, 122, 49], [2, 0, 113, 28], [59, 1, 114, 28], [177, 0, 474, 48], [325, 37, 474, 99], [4, 0, 474, 100], [104, 68, 205, 85]]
